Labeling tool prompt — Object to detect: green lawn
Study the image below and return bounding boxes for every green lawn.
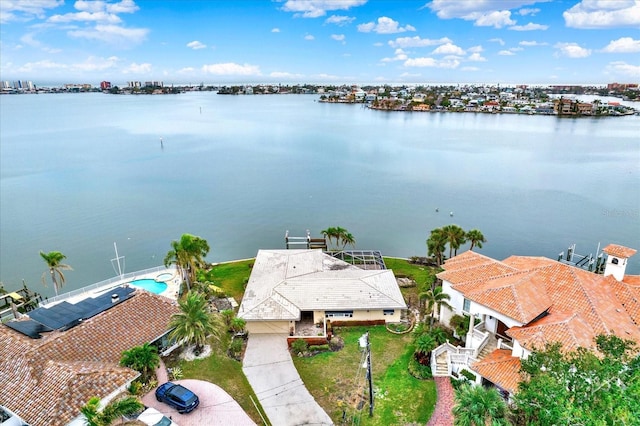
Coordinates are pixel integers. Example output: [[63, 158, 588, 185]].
[[293, 326, 437, 425], [199, 259, 254, 303]]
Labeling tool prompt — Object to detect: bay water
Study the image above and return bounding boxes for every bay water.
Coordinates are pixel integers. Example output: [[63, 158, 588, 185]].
[[1, 92, 638, 297]]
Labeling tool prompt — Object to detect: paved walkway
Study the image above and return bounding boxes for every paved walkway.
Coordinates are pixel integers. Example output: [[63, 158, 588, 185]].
[[426, 377, 455, 426], [242, 334, 333, 426], [142, 358, 256, 425]]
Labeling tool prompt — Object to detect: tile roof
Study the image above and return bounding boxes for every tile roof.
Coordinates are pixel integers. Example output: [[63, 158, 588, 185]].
[[507, 311, 596, 352], [471, 349, 522, 394], [0, 290, 179, 426], [603, 244, 637, 259], [440, 249, 640, 353], [238, 250, 407, 321]]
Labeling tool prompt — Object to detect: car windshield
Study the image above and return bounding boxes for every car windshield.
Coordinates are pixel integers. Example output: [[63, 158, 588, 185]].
[[154, 417, 172, 426], [170, 385, 195, 402]]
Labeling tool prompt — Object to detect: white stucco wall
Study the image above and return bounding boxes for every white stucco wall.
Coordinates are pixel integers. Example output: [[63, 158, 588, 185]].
[[246, 321, 290, 334]]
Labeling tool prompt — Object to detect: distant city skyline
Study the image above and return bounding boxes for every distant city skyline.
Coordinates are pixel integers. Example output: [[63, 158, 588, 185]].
[[1, 0, 639, 86]]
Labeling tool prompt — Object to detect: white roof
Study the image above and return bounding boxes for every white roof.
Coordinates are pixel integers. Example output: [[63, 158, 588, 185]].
[[238, 250, 407, 321]]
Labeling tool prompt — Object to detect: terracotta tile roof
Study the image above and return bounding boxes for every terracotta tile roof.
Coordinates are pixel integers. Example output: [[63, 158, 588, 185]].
[[441, 250, 640, 353], [608, 275, 640, 325], [464, 271, 552, 324], [603, 244, 637, 259], [623, 275, 640, 286], [0, 290, 179, 426], [471, 349, 521, 394], [507, 311, 596, 352]]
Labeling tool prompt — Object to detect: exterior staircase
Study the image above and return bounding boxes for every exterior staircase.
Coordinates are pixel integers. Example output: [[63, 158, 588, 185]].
[[434, 351, 449, 376], [477, 334, 498, 360]]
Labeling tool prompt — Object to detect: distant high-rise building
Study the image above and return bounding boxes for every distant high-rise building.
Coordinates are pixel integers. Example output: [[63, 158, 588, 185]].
[[100, 81, 112, 90]]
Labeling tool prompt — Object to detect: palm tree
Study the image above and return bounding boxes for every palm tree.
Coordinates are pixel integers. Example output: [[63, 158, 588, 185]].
[[119, 342, 160, 383], [419, 286, 452, 329], [466, 229, 486, 251], [81, 396, 143, 426], [40, 250, 73, 296], [340, 231, 356, 249], [168, 291, 223, 354], [442, 224, 467, 258], [320, 227, 338, 249], [452, 384, 510, 426], [414, 333, 437, 365], [164, 234, 210, 291], [427, 227, 447, 266]]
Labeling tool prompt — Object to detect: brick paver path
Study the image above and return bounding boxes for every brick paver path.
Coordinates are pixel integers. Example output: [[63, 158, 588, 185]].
[[426, 377, 455, 426]]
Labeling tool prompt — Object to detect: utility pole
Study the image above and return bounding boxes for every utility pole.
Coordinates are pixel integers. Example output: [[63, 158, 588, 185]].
[[359, 331, 374, 417], [366, 331, 374, 417]]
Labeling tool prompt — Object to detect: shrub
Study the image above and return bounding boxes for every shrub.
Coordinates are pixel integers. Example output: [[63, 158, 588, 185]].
[[459, 369, 476, 382], [291, 339, 308, 355], [408, 356, 432, 379], [309, 344, 330, 352], [450, 314, 469, 337], [128, 380, 142, 396], [229, 338, 243, 358], [170, 366, 183, 380]]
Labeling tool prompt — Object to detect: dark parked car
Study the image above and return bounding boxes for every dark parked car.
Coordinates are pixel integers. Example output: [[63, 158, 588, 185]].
[[155, 382, 199, 414]]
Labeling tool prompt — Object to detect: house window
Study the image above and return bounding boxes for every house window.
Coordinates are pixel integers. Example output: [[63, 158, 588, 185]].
[[383, 309, 395, 316], [463, 298, 471, 313], [325, 310, 353, 318]]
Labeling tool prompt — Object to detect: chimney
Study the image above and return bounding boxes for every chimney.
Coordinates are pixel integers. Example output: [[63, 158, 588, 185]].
[[602, 244, 637, 281], [111, 294, 119, 304]]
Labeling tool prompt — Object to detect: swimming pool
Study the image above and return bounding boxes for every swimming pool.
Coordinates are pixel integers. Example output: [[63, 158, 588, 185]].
[[156, 272, 173, 282], [130, 279, 168, 294]]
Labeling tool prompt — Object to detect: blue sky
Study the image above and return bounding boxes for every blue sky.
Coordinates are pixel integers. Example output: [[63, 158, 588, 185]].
[[1, 0, 639, 86]]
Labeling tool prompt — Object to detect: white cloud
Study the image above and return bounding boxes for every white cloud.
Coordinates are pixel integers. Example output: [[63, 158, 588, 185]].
[[432, 43, 465, 55], [468, 52, 486, 62], [105, 0, 139, 14], [331, 34, 345, 42], [489, 38, 505, 46], [201, 62, 261, 76], [520, 40, 548, 46], [602, 37, 640, 53], [271, 27, 280, 33], [519, 8, 540, 16], [123, 62, 152, 74], [325, 15, 355, 25], [280, 0, 367, 18], [554, 42, 591, 58], [498, 50, 516, 56], [18, 59, 67, 72], [48, 11, 122, 23], [564, 0, 640, 29], [357, 16, 415, 34], [474, 10, 515, 28], [0, 0, 63, 23], [67, 24, 148, 45], [270, 71, 305, 78], [605, 61, 640, 77], [510, 47, 524, 52], [178, 67, 195, 73], [468, 45, 484, 53], [404, 57, 461, 69], [428, 0, 552, 18], [381, 48, 408, 62], [461, 66, 480, 71], [72, 55, 120, 71], [311, 72, 342, 80], [373, 42, 383, 47], [509, 22, 549, 30], [187, 40, 206, 50], [388, 36, 451, 48], [304, 34, 315, 40]]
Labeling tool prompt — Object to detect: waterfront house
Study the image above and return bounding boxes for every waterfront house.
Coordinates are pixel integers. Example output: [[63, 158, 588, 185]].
[[432, 243, 640, 399], [238, 249, 407, 335], [0, 289, 179, 426]]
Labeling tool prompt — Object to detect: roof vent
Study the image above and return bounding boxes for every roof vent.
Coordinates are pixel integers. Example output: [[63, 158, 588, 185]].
[[111, 294, 119, 304]]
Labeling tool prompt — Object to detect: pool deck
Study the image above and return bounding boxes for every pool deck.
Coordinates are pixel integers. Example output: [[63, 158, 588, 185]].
[[41, 266, 181, 307]]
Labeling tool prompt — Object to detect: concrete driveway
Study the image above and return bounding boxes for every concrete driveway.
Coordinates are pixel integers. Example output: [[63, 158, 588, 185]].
[[142, 379, 256, 426], [242, 334, 333, 426]]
